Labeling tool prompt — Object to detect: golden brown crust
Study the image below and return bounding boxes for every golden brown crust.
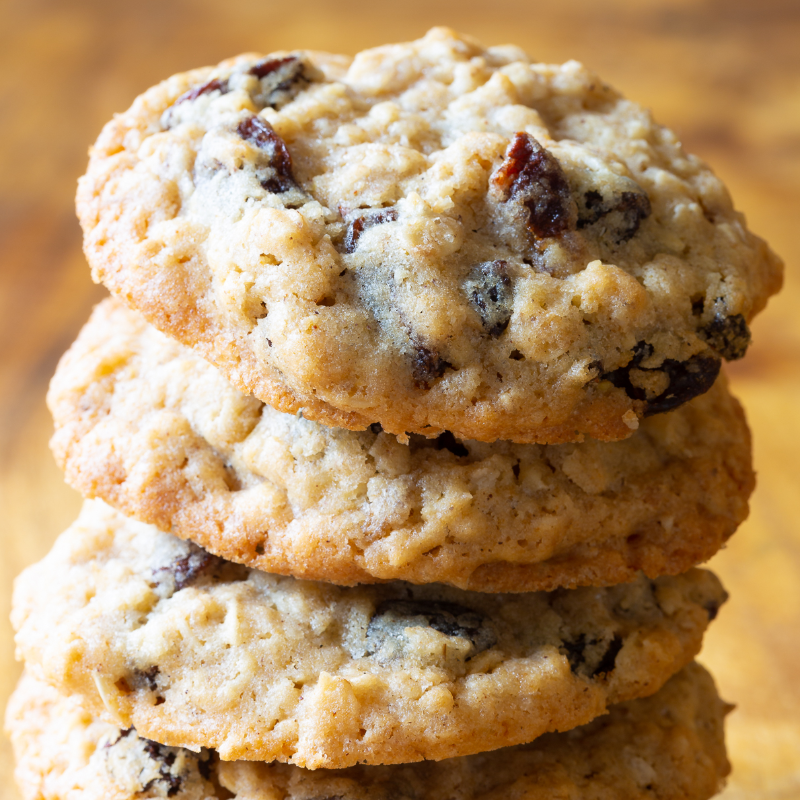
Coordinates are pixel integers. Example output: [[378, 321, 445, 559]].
[[50, 299, 753, 591]]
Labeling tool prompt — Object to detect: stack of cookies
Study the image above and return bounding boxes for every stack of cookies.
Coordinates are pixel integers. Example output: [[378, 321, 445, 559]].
[[6, 28, 782, 800]]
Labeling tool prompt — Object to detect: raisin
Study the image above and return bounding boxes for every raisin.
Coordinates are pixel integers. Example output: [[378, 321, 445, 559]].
[[582, 190, 604, 219], [602, 342, 721, 417], [173, 549, 218, 591], [342, 208, 398, 253], [106, 729, 187, 797], [104, 728, 134, 748], [593, 635, 623, 677], [433, 431, 469, 458], [699, 312, 751, 360], [249, 55, 298, 79], [237, 115, 295, 192], [412, 344, 452, 389], [173, 78, 229, 106], [154, 546, 220, 593], [562, 634, 623, 677], [367, 599, 497, 657], [133, 665, 160, 692], [600, 341, 651, 395], [248, 55, 312, 109], [577, 186, 651, 243], [464, 260, 513, 337], [141, 739, 184, 797], [143, 740, 176, 767], [492, 132, 575, 238], [643, 354, 721, 416]]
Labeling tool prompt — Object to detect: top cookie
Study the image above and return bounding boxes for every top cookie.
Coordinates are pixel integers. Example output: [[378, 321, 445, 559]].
[[78, 28, 782, 443]]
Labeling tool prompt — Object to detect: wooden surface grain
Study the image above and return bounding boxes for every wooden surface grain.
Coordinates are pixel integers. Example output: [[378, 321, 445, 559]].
[[1, 1, 798, 797]]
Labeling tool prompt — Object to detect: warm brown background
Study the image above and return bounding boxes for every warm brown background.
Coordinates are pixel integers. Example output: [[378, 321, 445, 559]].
[[1, 0, 798, 797]]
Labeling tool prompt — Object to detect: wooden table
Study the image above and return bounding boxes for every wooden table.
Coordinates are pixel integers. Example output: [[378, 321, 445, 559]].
[[1, 1, 798, 796]]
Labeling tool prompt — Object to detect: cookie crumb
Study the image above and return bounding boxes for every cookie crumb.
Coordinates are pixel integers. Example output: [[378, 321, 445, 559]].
[[622, 410, 639, 430]]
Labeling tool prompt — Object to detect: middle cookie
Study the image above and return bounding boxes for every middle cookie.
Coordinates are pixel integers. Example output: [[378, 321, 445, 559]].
[[49, 299, 754, 591], [12, 500, 726, 769]]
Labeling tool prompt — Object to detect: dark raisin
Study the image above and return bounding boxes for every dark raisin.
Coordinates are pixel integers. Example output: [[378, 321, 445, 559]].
[[592, 635, 623, 677], [173, 78, 229, 106], [492, 132, 575, 238], [369, 422, 384, 435], [237, 115, 295, 192], [248, 55, 312, 109], [141, 738, 184, 797], [464, 260, 513, 337], [643, 354, 721, 416], [582, 190, 604, 221], [249, 55, 298, 79], [602, 342, 720, 416], [154, 546, 220, 593], [699, 312, 751, 361], [562, 634, 623, 677], [132, 665, 160, 692], [104, 728, 134, 748], [367, 599, 497, 657], [600, 340, 652, 396], [577, 186, 651, 243], [173, 549, 217, 591], [433, 431, 469, 458], [412, 344, 452, 389], [342, 208, 398, 253]]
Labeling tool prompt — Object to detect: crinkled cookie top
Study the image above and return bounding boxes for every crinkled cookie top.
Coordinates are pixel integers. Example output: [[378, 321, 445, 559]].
[[78, 27, 782, 443]]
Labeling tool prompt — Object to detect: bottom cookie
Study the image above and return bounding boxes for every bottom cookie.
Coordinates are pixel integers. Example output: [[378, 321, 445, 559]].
[[6, 664, 730, 800]]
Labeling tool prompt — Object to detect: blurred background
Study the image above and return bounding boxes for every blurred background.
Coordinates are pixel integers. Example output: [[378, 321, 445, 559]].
[[1, 0, 798, 797]]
